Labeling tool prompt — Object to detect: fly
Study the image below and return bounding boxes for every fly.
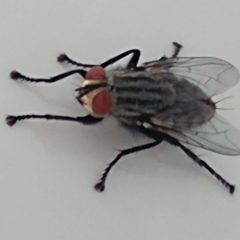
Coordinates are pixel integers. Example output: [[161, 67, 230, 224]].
[[6, 42, 240, 194]]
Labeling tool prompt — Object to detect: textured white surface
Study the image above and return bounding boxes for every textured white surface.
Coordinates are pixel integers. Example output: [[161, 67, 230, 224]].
[[1, 1, 240, 240]]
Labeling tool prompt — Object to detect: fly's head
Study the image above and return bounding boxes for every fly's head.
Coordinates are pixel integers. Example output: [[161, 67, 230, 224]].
[[75, 66, 112, 117]]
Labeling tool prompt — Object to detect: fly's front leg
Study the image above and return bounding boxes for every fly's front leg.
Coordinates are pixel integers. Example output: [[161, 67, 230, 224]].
[[6, 114, 103, 127], [58, 49, 141, 70], [10, 69, 87, 83]]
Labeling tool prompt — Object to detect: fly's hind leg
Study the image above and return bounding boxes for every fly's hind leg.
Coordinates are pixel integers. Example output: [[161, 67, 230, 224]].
[[139, 127, 235, 195], [177, 142, 235, 195], [171, 42, 183, 58], [159, 42, 183, 60], [163, 132, 235, 194]]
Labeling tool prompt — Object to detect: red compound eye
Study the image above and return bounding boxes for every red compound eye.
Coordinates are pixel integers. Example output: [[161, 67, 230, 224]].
[[92, 90, 112, 115], [85, 66, 106, 80]]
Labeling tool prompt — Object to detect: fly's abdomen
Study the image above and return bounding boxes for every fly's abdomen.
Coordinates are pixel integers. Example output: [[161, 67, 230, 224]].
[[150, 78, 216, 130]]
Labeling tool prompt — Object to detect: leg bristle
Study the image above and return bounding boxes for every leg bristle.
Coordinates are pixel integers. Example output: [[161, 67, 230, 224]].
[[6, 115, 17, 126], [10, 71, 22, 80], [57, 54, 67, 63], [94, 182, 105, 192]]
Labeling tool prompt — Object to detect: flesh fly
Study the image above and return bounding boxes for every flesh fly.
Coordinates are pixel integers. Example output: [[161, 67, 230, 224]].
[[6, 42, 240, 194]]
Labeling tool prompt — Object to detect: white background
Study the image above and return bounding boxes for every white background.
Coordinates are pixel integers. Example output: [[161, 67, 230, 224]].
[[1, 1, 240, 239]]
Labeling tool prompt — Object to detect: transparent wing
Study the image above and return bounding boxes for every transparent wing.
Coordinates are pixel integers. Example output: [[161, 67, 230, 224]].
[[140, 57, 240, 155], [154, 113, 240, 156], [142, 57, 240, 96]]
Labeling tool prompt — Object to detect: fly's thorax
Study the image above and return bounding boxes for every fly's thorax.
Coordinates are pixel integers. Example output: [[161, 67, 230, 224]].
[[76, 66, 112, 117], [109, 74, 177, 118]]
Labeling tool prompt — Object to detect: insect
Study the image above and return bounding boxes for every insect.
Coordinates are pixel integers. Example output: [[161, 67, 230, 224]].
[[6, 42, 240, 194]]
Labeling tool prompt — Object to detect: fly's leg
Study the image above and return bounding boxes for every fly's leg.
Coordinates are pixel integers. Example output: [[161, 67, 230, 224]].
[[138, 127, 235, 194], [101, 49, 140, 69], [6, 114, 103, 127], [171, 42, 183, 58], [10, 69, 87, 83], [94, 140, 161, 192], [178, 143, 235, 194], [159, 42, 183, 60], [57, 54, 96, 68], [58, 49, 141, 70], [10, 69, 106, 99]]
